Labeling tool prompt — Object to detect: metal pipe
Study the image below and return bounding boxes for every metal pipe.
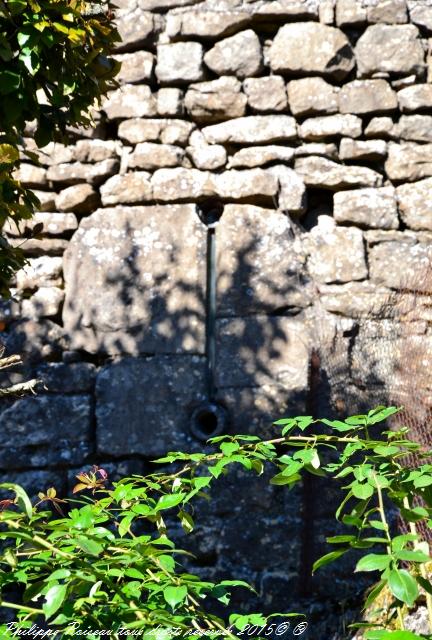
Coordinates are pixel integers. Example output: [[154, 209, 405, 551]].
[[205, 224, 217, 400]]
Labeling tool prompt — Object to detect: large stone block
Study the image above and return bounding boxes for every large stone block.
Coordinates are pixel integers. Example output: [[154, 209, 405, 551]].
[[63, 205, 206, 355], [385, 142, 432, 182], [335, 0, 367, 26], [114, 9, 155, 52], [35, 362, 96, 393], [16, 256, 63, 290], [243, 76, 287, 113], [102, 85, 157, 119], [267, 165, 306, 214], [21, 287, 64, 319], [118, 118, 194, 146], [295, 157, 383, 190], [334, 187, 398, 230], [166, 10, 250, 38], [5, 212, 78, 237], [339, 138, 387, 161], [299, 114, 362, 141], [338, 80, 397, 115], [0, 395, 91, 467], [157, 88, 184, 117], [392, 115, 432, 143], [114, 51, 154, 84], [216, 316, 310, 390], [409, 1, 432, 33], [369, 240, 432, 289], [46, 160, 119, 186], [287, 77, 339, 117], [227, 146, 295, 169], [184, 76, 247, 123], [156, 42, 204, 84], [396, 178, 432, 230], [128, 142, 184, 170], [306, 216, 367, 284], [269, 22, 354, 80], [204, 30, 263, 79], [151, 168, 214, 201], [55, 184, 99, 214], [213, 169, 278, 202], [319, 281, 395, 318], [367, 0, 408, 23], [100, 172, 153, 206], [96, 356, 206, 456], [202, 116, 297, 144], [187, 130, 227, 170], [398, 84, 432, 112], [355, 25, 424, 77], [216, 204, 309, 315]]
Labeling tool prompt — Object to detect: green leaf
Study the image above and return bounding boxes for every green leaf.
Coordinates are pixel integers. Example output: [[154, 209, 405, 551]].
[[270, 472, 301, 486], [367, 406, 400, 425], [0, 144, 19, 165], [76, 537, 103, 556], [312, 549, 348, 573], [388, 569, 418, 606], [369, 520, 387, 531], [364, 580, 386, 609], [43, 583, 67, 619], [394, 550, 430, 563], [220, 442, 240, 456], [416, 575, 432, 596], [156, 493, 186, 510], [373, 445, 400, 456], [365, 632, 421, 640], [414, 475, 432, 488], [321, 419, 359, 432], [351, 482, 374, 500], [0, 71, 20, 95], [163, 585, 187, 610], [355, 554, 391, 573]]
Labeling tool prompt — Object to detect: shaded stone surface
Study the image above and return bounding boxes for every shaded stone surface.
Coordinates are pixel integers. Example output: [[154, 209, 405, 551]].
[[295, 156, 383, 189], [184, 77, 247, 123], [55, 184, 99, 214], [369, 239, 432, 289], [63, 205, 206, 355], [355, 24, 424, 77], [46, 160, 119, 186], [269, 22, 354, 80], [16, 257, 63, 290], [334, 187, 398, 230], [216, 204, 309, 315], [96, 356, 206, 456]]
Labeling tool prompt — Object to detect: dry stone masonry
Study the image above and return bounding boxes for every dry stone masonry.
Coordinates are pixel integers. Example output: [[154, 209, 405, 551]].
[[3, 0, 432, 630]]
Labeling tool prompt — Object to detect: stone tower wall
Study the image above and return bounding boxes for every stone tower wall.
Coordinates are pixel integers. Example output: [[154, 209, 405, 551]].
[[2, 0, 432, 628]]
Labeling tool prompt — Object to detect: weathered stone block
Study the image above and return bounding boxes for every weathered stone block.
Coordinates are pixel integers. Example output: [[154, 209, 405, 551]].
[[5, 212, 78, 237], [398, 84, 432, 112], [35, 362, 96, 393], [102, 85, 157, 119], [227, 146, 295, 169], [151, 168, 214, 201], [335, 0, 366, 26], [14, 163, 47, 188], [46, 160, 119, 186], [114, 51, 154, 84], [243, 76, 287, 113], [157, 88, 183, 117], [63, 206, 206, 354], [32, 190, 56, 212], [216, 204, 309, 315], [294, 143, 338, 160], [287, 77, 339, 117], [339, 138, 387, 161], [10, 238, 68, 256], [156, 42, 204, 84], [204, 30, 263, 79], [334, 187, 398, 230], [396, 177, 432, 230], [96, 356, 207, 456], [21, 287, 64, 319], [319, 281, 395, 318], [367, 0, 407, 23], [118, 118, 194, 146], [184, 77, 246, 123], [55, 184, 99, 214], [339, 80, 397, 115], [128, 142, 184, 170], [295, 157, 383, 189], [369, 240, 432, 289], [114, 9, 155, 52], [0, 395, 91, 467], [100, 172, 152, 205], [355, 25, 424, 77], [267, 165, 307, 214], [306, 216, 367, 283], [364, 116, 395, 139], [213, 169, 278, 202], [187, 130, 227, 170], [299, 114, 362, 141], [392, 115, 432, 142], [4, 319, 68, 362], [269, 22, 354, 80], [385, 142, 432, 181], [216, 316, 310, 389], [73, 140, 119, 163], [166, 10, 250, 38], [16, 257, 63, 290], [202, 116, 297, 144], [409, 1, 432, 33]]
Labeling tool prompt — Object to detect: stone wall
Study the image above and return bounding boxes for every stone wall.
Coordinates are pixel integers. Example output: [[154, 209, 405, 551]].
[[2, 0, 432, 632]]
